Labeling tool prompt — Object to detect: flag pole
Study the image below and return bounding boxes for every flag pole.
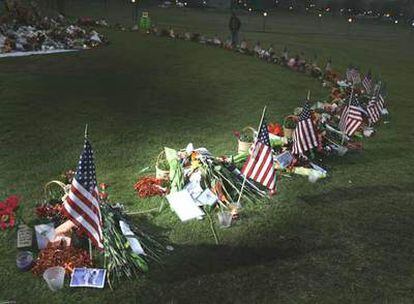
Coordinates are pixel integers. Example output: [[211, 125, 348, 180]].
[[307, 90, 311, 101], [84, 124, 93, 261], [236, 106, 267, 206]]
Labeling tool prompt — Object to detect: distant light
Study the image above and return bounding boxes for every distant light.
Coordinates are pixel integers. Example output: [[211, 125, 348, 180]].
[[394, 20, 398, 24], [318, 13, 322, 18], [412, 20, 414, 27], [385, 13, 390, 18], [289, 6, 293, 10], [326, 7, 330, 12], [348, 18, 353, 23], [263, 12, 268, 17], [131, 0, 136, 3], [184, 1, 187, 5], [248, 8, 252, 12]]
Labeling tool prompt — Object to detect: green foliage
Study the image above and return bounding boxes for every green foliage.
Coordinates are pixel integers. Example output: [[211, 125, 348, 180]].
[[0, 5, 413, 303]]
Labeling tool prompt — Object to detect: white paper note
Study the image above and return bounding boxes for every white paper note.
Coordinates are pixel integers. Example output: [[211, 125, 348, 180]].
[[166, 190, 205, 222], [127, 237, 146, 255], [119, 220, 134, 236]]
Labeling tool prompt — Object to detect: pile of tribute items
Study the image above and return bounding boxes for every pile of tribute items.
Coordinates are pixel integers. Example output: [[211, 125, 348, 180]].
[[141, 25, 326, 80], [135, 66, 389, 227], [10, 135, 165, 291], [0, 1, 107, 56]]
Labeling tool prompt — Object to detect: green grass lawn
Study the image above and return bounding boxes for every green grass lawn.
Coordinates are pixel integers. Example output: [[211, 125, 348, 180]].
[[1, 3, 414, 303]]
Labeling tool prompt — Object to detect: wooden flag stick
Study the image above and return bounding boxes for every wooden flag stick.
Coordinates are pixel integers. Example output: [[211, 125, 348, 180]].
[[236, 106, 267, 205], [84, 124, 88, 139], [307, 90, 311, 101], [89, 239, 93, 262]]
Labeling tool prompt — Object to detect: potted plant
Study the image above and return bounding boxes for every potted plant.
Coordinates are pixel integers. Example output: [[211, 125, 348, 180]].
[[283, 115, 297, 139], [156, 151, 170, 180], [234, 127, 255, 154]]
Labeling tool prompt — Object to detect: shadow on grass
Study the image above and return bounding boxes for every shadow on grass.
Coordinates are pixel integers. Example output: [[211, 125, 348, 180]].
[[150, 233, 331, 284], [298, 183, 414, 206]]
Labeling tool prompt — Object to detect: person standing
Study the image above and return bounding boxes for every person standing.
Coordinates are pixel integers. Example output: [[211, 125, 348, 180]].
[[229, 12, 241, 46]]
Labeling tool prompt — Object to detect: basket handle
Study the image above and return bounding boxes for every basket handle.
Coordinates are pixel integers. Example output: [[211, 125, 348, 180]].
[[242, 126, 256, 134], [44, 180, 70, 202], [156, 150, 166, 167], [44, 180, 68, 194], [284, 115, 298, 122]]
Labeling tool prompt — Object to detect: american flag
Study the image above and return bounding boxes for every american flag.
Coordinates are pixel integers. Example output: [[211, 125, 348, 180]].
[[362, 71, 372, 93], [367, 96, 384, 124], [339, 96, 364, 136], [292, 101, 318, 155], [241, 117, 276, 191], [62, 139, 104, 249]]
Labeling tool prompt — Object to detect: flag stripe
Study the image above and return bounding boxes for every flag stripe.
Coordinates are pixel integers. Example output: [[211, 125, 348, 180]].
[[66, 195, 101, 237], [241, 117, 276, 191], [62, 139, 104, 250], [62, 201, 103, 248]]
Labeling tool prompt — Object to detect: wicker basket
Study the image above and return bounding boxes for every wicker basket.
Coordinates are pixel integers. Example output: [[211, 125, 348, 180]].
[[283, 115, 298, 139], [237, 127, 255, 154], [283, 127, 294, 139], [44, 180, 70, 202], [155, 150, 170, 180]]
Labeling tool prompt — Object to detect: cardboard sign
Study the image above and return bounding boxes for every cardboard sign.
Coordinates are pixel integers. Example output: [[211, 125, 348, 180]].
[[17, 224, 33, 248]]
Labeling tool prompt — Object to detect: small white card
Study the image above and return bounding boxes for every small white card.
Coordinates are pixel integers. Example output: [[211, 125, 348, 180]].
[[35, 223, 55, 250], [166, 190, 205, 222], [184, 180, 204, 200], [127, 237, 146, 255], [196, 188, 218, 206]]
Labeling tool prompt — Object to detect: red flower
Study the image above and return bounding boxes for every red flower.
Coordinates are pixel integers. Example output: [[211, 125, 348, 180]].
[[0, 195, 20, 230], [233, 130, 241, 139], [5, 195, 19, 210]]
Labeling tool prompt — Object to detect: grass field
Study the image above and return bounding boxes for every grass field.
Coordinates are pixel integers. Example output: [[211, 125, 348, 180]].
[[1, 2, 414, 303]]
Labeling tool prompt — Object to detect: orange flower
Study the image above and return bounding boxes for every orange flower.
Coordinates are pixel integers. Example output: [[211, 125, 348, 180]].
[[99, 183, 109, 190], [268, 123, 283, 136]]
